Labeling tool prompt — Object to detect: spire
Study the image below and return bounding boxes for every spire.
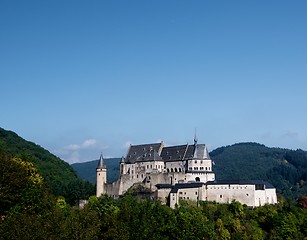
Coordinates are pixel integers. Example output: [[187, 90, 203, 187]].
[[97, 153, 105, 169], [194, 128, 198, 145]]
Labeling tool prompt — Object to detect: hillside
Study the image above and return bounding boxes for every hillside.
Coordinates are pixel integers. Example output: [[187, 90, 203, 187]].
[[211, 142, 307, 198], [73, 142, 307, 199], [72, 158, 120, 183], [0, 127, 94, 200]]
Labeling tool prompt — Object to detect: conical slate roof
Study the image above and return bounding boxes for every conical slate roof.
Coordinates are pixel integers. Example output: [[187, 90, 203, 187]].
[[97, 153, 106, 169]]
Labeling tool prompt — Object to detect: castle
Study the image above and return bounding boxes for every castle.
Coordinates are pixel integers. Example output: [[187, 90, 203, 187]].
[[96, 136, 277, 208]]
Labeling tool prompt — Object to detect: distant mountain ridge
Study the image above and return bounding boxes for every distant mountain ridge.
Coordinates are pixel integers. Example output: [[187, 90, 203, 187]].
[[72, 158, 120, 183], [72, 142, 307, 199]]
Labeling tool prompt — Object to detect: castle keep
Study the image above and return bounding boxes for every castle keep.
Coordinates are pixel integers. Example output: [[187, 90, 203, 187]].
[[96, 137, 277, 208]]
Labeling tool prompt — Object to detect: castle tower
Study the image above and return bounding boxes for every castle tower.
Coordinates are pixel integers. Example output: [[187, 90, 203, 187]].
[[96, 153, 107, 197]]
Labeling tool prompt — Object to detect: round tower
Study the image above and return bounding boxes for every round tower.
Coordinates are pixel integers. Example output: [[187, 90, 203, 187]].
[[96, 153, 107, 197]]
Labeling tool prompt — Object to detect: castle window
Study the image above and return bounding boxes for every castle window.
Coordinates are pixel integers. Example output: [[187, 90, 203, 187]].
[[195, 160, 197, 163], [150, 165, 152, 168], [143, 148, 145, 151], [179, 191, 183, 195], [137, 175, 138, 178], [134, 152, 136, 155], [179, 168, 182, 172], [246, 193, 249, 196], [201, 160, 203, 164], [189, 167, 192, 170], [220, 195, 223, 198], [147, 165, 149, 169], [195, 192, 198, 195], [187, 197, 189, 200], [205, 167, 207, 170], [194, 167, 198, 170]]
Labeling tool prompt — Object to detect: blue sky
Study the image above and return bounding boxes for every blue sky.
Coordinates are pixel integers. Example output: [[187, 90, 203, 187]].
[[1, 1, 307, 163]]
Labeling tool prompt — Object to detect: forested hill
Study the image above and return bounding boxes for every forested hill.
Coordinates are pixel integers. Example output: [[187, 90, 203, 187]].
[[211, 142, 307, 198], [0, 127, 94, 201]]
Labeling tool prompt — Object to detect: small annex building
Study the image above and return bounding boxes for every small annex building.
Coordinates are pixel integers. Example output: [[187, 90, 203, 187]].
[[96, 136, 277, 208]]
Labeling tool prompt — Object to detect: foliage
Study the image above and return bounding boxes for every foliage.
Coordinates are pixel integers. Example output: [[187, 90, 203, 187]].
[[1, 194, 307, 239], [210, 142, 307, 199], [0, 127, 95, 200]]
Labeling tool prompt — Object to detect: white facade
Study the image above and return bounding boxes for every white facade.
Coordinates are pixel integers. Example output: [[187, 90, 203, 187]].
[[97, 138, 278, 208]]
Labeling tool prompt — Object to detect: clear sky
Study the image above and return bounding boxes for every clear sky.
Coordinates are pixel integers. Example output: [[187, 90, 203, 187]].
[[1, 1, 307, 163]]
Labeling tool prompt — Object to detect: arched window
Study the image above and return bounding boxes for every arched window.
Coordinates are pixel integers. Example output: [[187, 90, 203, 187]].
[[167, 168, 169, 173], [175, 168, 178, 172], [195, 177, 200, 182], [179, 168, 182, 172], [171, 168, 174, 172]]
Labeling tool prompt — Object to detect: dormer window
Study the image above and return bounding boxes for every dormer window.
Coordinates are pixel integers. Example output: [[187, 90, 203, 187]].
[[134, 152, 136, 155], [143, 148, 146, 151]]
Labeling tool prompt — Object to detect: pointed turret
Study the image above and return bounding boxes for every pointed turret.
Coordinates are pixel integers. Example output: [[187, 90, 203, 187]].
[[97, 153, 106, 169], [96, 153, 107, 197]]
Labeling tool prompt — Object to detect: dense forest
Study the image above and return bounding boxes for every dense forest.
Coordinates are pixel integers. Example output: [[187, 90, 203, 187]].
[[2, 127, 307, 239], [0, 127, 95, 204], [211, 142, 307, 199]]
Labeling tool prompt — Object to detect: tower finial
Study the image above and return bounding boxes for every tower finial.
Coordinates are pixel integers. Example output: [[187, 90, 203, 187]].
[[194, 128, 198, 145]]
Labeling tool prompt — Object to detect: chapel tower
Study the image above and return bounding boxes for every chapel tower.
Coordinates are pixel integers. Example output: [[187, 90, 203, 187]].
[[96, 153, 107, 197]]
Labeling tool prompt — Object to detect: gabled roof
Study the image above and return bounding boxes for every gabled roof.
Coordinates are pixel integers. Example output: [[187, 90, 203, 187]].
[[160, 144, 188, 162], [124, 142, 163, 163], [193, 144, 210, 159], [160, 144, 210, 162]]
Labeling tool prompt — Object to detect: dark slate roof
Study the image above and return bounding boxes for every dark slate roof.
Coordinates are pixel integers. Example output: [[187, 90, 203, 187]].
[[206, 180, 275, 189], [123, 141, 211, 163], [193, 144, 210, 159], [125, 143, 163, 163], [156, 184, 173, 189], [160, 144, 188, 162], [170, 182, 205, 193], [160, 144, 210, 162], [97, 154, 106, 169]]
